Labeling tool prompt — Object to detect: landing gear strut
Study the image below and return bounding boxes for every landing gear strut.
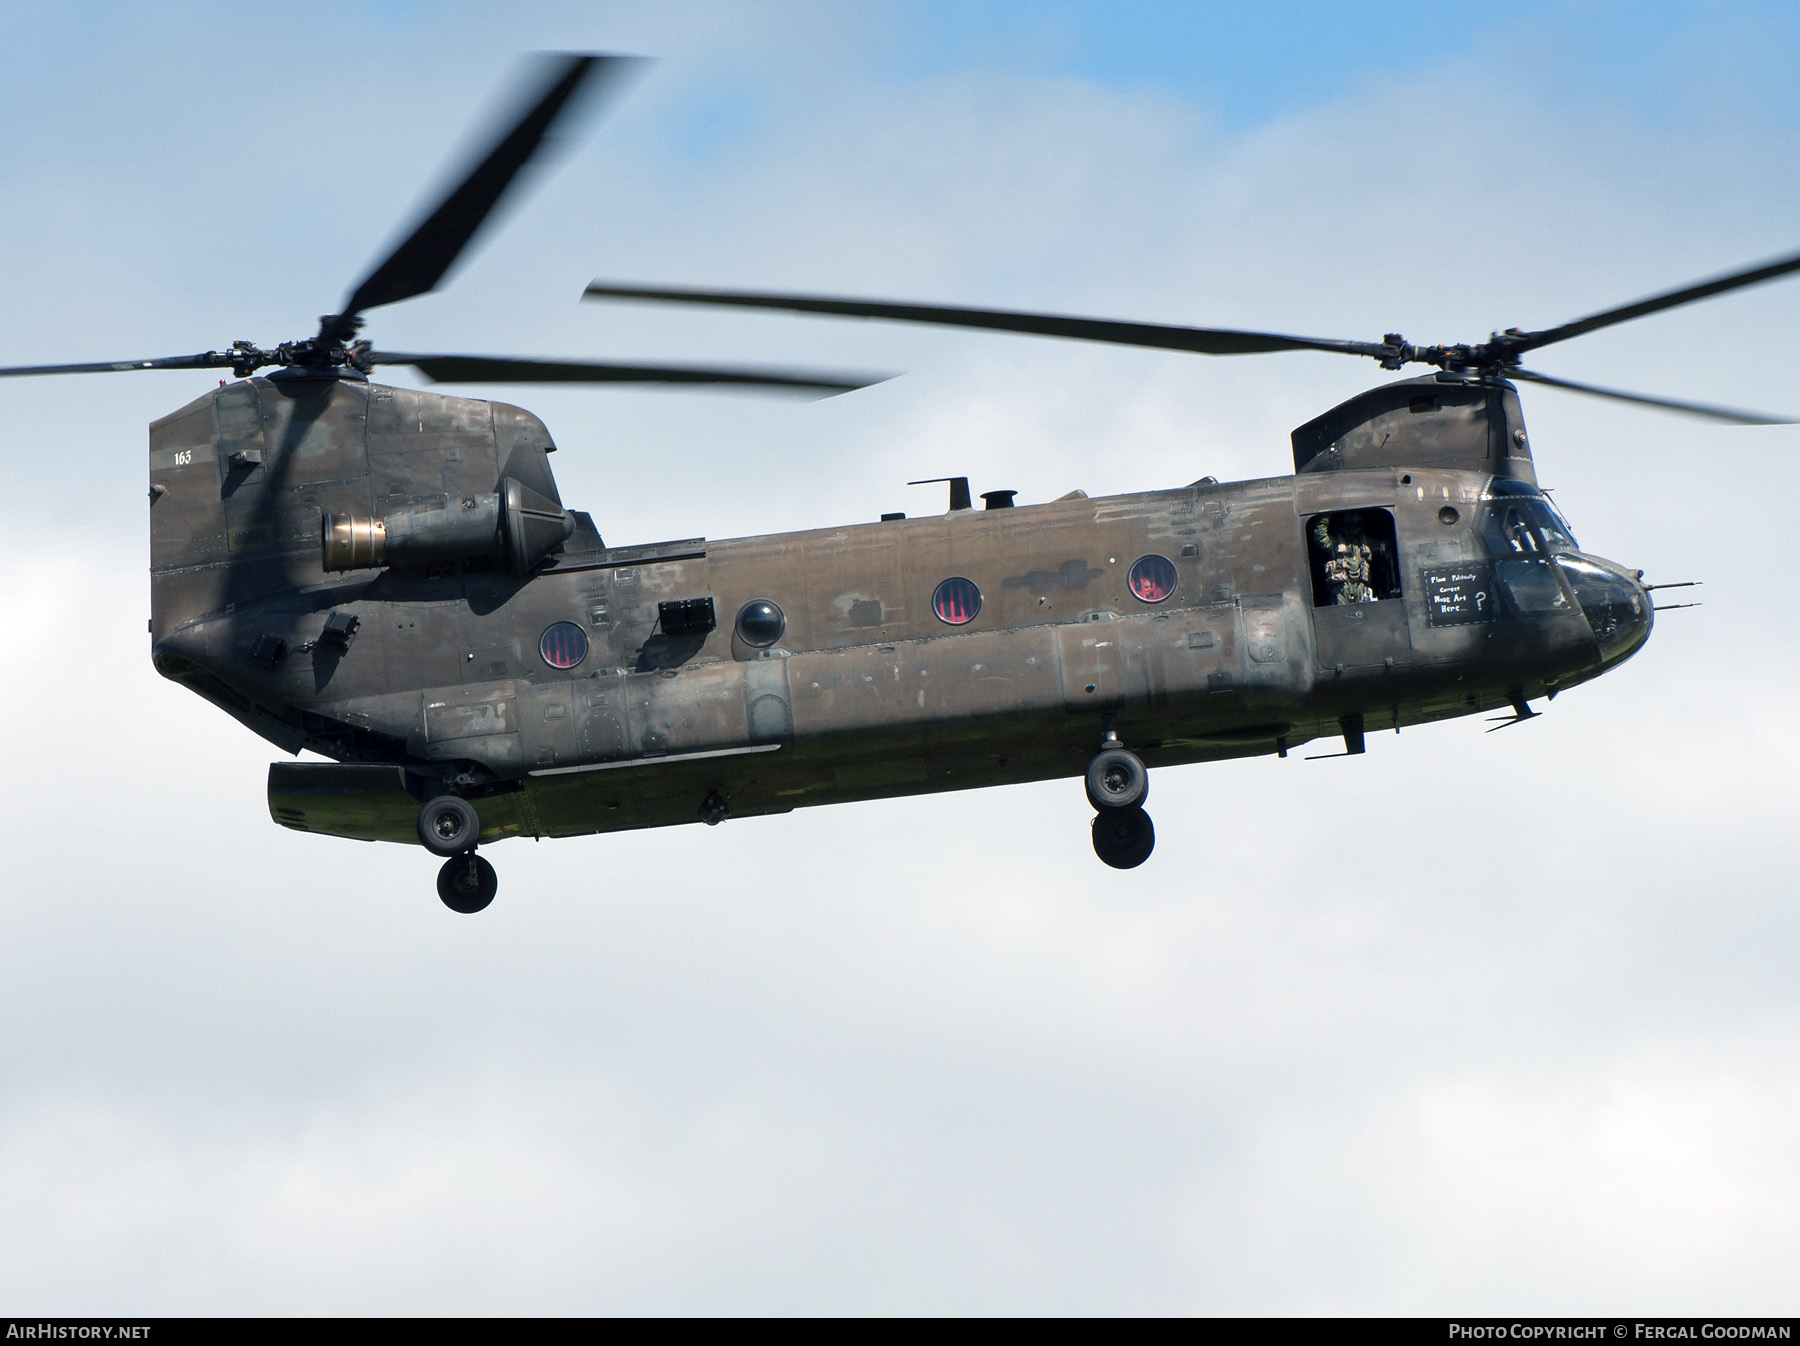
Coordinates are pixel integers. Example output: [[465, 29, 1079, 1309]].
[[1086, 719, 1156, 869]]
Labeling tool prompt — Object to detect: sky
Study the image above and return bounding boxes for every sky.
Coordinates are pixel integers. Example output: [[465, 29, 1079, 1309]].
[[2, 0, 1798, 1316]]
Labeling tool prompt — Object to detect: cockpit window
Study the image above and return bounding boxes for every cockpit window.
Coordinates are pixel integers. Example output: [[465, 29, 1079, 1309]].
[[1480, 479, 1578, 555]]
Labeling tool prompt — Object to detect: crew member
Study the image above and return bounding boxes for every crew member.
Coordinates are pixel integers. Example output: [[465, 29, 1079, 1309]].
[[1314, 512, 1378, 604]]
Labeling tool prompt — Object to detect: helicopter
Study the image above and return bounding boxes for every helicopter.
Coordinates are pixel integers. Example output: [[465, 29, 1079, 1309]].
[[5, 52, 1795, 914]]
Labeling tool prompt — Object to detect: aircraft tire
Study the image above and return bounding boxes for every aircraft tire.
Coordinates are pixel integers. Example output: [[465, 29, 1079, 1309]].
[[1085, 747, 1149, 812], [437, 853, 498, 914], [418, 795, 480, 856], [1092, 806, 1155, 870]]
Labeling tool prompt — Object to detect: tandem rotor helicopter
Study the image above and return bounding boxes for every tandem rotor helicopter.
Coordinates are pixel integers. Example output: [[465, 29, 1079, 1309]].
[[6, 53, 1793, 912]]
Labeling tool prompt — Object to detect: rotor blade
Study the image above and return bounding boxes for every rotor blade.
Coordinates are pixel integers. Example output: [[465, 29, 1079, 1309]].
[[583, 282, 1391, 359], [324, 53, 641, 341], [1509, 367, 1795, 425], [1512, 246, 1800, 353], [372, 353, 890, 397], [0, 352, 229, 378]]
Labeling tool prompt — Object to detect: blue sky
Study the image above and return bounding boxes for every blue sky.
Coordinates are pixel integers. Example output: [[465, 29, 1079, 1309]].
[[872, 1, 1800, 129]]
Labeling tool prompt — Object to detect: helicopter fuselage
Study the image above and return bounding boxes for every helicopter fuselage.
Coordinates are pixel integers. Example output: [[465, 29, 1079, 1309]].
[[141, 370, 1651, 849]]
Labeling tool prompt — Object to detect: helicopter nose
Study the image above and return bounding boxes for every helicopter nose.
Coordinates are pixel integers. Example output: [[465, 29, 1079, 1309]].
[[1559, 555, 1653, 666]]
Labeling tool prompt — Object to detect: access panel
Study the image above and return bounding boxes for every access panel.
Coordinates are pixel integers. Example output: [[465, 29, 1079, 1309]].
[[1311, 601, 1414, 671]]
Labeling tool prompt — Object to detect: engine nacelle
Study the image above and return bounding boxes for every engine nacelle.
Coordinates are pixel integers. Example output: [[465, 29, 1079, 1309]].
[[323, 477, 574, 576]]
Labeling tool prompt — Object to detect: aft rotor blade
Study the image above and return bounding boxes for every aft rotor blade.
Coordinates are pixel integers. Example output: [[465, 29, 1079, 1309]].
[[325, 53, 640, 342], [1511, 246, 1800, 353], [372, 353, 890, 397], [0, 352, 229, 378], [583, 282, 1390, 359], [1510, 367, 1795, 425]]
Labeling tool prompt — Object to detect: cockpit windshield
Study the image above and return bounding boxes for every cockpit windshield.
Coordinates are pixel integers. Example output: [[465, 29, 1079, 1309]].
[[1480, 478, 1578, 556]]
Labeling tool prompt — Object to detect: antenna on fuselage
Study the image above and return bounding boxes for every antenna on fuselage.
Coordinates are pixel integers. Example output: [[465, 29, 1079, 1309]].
[[908, 477, 973, 512]]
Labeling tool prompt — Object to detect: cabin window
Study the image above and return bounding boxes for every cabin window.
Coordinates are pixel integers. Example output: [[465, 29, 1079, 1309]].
[[539, 621, 589, 670], [1479, 480, 1578, 555], [932, 577, 982, 625], [1128, 554, 1177, 603], [1306, 508, 1402, 607], [735, 599, 786, 648]]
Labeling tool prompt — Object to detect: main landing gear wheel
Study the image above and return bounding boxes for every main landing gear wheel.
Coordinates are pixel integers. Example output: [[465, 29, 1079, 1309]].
[[418, 795, 480, 857], [1092, 807, 1156, 870], [1085, 747, 1149, 812], [437, 852, 498, 914]]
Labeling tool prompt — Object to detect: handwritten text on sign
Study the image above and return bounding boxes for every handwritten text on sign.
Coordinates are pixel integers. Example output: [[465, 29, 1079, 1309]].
[[1424, 564, 1497, 627]]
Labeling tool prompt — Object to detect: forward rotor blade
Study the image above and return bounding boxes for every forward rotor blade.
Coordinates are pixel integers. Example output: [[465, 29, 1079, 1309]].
[[372, 353, 890, 397], [0, 352, 227, 379], [584, 282, 1390, 359], [1509, 367, 1795, 425], [1512, 246, 1800, 353], [325, 53, 641, 341]]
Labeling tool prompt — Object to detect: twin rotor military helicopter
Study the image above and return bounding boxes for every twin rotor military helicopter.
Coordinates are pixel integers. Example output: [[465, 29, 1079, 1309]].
[[8, 53, 1792, 912]]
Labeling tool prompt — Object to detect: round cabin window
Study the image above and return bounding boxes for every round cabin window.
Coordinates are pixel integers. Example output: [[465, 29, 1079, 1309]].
[[540, 620, 589, 670], [1128, 554, 1177, 603], [932, 577, 982, 625], [735, 599, 786, 648]]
